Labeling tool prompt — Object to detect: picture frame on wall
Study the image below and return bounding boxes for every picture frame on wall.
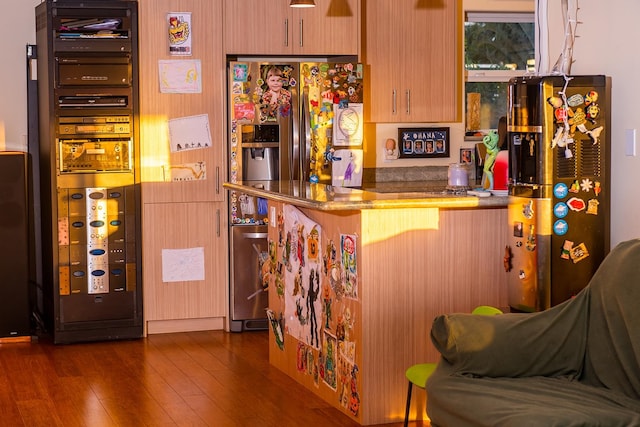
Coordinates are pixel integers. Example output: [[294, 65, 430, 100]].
[[460, 148, 474, 165], [398, 127, 450, 159]]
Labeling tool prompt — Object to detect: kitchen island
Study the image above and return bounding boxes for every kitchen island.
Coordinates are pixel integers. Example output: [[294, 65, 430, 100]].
[[224, 181, 509, 425]]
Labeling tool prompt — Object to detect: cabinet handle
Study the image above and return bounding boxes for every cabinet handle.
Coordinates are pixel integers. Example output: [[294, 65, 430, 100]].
[[284, 19, 289, 47], [216, 166, 220, 194], [299, 19, 304, 47], [392, 89, 397, 115], [216, 209, 221, 237], [406, 89, 411, 115]]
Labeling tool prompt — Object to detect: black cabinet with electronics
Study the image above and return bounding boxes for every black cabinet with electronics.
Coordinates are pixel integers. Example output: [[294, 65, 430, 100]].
[[35, 0, 142, 344]]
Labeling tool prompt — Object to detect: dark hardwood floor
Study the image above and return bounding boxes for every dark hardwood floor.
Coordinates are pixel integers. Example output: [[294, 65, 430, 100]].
[[0, 330, 429, 426]]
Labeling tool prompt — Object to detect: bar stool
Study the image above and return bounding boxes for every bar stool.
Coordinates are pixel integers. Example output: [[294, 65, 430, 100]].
[[403, 305, 503, 426]]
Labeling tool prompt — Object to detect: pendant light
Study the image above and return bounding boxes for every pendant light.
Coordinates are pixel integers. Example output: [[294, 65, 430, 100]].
[[290, 0, 316, 7]]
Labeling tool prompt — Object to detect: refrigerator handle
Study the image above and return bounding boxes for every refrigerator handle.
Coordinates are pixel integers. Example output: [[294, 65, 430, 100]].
[[291, 85, 301, 181], [301, 86, 311, 181]]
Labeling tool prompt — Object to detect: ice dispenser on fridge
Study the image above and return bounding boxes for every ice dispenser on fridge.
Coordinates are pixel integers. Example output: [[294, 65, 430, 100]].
[[241, 124, 279, 181]]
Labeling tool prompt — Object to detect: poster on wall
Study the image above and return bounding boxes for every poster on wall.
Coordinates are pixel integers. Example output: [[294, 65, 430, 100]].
[[167, 12, 192, 56], [283, 205, 323, 349]]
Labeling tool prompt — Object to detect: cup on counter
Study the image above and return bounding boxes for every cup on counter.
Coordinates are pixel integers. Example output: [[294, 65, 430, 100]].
[[447, 163, 469, 188]]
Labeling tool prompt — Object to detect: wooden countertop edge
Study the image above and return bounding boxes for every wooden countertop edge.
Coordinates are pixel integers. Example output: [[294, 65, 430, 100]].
[[224, 182, 509, 211]]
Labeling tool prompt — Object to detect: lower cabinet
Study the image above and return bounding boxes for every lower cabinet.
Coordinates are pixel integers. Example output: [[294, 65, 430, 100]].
[[142, 201, 228, 334]]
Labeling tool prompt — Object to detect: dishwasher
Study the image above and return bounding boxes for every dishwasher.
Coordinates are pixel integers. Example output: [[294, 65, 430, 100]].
[[229, 224, 269, 332]]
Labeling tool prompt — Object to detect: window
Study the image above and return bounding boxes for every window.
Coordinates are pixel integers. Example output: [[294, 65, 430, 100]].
[[465, 12, 535, 133]]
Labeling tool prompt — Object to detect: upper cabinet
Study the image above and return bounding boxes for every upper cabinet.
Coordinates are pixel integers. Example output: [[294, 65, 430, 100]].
[[364, 0, 461, 123], [224, 0, 360, 56]]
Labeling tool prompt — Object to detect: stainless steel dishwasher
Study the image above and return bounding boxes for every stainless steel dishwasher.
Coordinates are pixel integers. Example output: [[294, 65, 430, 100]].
[[229, 224, 269, 332]]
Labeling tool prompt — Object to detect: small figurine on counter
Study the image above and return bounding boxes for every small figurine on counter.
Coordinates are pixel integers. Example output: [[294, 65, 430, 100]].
[[481, 130, 500, 190]]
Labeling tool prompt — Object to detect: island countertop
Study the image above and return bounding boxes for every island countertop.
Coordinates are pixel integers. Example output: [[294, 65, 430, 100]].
[[223, 180, 509, 210]]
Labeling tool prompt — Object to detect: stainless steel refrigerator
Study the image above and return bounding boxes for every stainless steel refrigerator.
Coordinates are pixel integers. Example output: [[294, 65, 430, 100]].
[[506, 75, 611, 312], [227, 60, 364, 331]]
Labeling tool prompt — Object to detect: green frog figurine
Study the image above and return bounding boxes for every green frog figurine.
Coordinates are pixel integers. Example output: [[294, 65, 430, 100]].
[[482, 130, 500, 190]]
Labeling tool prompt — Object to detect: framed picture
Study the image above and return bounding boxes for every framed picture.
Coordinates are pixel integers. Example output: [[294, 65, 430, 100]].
[[398, 127, 450, 159], [460, 148, 474, 165]]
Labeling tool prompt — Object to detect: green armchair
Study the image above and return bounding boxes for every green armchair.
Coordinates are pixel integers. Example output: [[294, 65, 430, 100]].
[[426, 239, 640, 426]]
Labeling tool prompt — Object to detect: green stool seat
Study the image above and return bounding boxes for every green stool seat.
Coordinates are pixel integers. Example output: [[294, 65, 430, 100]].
[[404, 306, 503, 426], [404, 363, 437, 426]]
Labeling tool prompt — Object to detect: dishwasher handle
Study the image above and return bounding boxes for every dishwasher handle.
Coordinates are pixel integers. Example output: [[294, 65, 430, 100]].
[[242, 232, 268, 239]]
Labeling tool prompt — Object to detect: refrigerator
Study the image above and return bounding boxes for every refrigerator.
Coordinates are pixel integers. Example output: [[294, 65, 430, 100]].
[[506, 75, 611, 312], [227, 60, 364, 331]]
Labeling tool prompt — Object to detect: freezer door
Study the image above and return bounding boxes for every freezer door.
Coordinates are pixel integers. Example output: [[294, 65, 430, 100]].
[[507, 196, 552, 312]]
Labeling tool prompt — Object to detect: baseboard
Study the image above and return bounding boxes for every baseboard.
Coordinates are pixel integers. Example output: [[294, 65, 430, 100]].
[[145, 317, 225, 335]]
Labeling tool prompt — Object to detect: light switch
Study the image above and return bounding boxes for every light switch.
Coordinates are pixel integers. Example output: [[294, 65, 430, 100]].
[[625, 129, 636, 156]]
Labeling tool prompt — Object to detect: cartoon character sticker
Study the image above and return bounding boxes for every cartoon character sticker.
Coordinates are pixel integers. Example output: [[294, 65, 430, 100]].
[[167, 13, 191, 56]]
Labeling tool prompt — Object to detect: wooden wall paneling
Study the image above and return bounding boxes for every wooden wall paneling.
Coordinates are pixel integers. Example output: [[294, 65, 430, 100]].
[[359, 207, 508, 424]]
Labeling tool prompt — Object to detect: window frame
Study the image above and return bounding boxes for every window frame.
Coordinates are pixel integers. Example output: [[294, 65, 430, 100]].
[[464, 12, 536, 133]]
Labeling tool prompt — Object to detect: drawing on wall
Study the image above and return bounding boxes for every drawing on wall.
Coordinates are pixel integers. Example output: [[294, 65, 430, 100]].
[[167, 12, 191, 56], [267, 309, 284, 350], [283, 205, 323, 349], [340, 234, 358, 299], [168, 114, 211, 152], [166, 161, 206, 182], [159, 59, 202, 93], [321, 331, 337, 391], [161, 247, 204, 282]]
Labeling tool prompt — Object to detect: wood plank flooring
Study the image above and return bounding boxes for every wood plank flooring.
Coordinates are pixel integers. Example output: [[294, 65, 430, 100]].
[[0, 331, 429, 426]]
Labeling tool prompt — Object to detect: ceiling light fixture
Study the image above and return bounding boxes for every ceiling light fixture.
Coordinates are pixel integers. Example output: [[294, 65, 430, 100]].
[[290, 0, 316, 8]]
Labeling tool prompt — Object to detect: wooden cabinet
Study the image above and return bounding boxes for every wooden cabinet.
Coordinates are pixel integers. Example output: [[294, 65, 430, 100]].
[[364, 0, 461, 123], [138, 0, 228, 333], [142, 202, 227, 333], [138, 0, 225, 204], [224, 0, 360, 56]]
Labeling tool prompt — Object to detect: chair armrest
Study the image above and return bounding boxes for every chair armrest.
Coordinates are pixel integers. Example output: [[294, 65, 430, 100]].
[[431, 297, 589, 379]]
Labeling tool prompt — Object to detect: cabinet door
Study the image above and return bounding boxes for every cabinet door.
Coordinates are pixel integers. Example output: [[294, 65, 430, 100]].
[[291, 0, 360, 56], [399, 0, 459, 122], [364, 0, 401, 122], [223, 0, 291, 55], [365, 0, 460, 123], [138, 0, 226, 204], [142, 202, 227, 323]]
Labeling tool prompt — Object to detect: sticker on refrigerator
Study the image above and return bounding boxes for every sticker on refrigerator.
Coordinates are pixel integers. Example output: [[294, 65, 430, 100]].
[[560, 240, 574, 260], [554, 219, 569, 235], [522, 200, 534, 220], [232, 63, 249, 82], [554, 182, 569, 199], [570, 243, 589, 263], [554, 202, 569, 218]]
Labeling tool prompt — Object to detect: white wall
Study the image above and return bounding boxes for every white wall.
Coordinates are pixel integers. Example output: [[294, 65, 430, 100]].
[[545, 1, 638, 247], [0, 0, 40, 152]]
